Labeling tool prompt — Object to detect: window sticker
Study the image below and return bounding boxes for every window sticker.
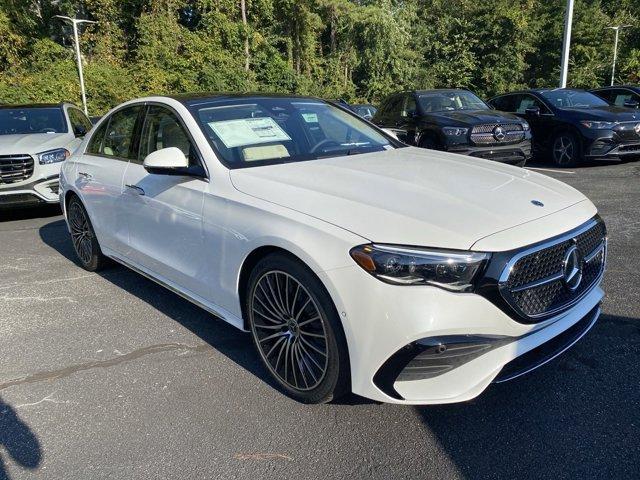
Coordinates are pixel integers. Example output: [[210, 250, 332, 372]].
[[242, 144, 290, 162], [208, 117, 291, 148], [301, 113, 318, 123]]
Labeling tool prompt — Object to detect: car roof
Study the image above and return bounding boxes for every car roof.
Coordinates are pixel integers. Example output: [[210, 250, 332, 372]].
[[591, 85, 640, 90], [0, 102, 72, 109], [493, 88, 589, 97], [413, 89, 473, 95], [169, 92, 328, 106]]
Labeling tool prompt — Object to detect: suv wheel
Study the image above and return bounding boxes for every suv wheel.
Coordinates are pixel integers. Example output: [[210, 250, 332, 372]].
[[67, 196, 108, 271], [551, 132, 581, 167], [246, 253, 349, 404]]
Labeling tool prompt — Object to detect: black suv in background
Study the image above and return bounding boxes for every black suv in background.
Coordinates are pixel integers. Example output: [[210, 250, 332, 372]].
[[489, 88, 640, 167], [372, 89, 532, 166], [590, 85, 640, 109]]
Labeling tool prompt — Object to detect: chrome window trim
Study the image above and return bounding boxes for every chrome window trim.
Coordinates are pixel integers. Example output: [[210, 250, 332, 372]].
[[498, 217, 606, 320]]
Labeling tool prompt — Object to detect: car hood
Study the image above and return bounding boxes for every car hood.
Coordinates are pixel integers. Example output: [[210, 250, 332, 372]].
[[229, 147, 589, 250], [561, 106, 640, 121], [428, 109, 523, 126], [0, 133, 72, 155]]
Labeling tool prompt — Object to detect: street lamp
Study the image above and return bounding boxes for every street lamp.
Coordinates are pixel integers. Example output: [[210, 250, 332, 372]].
[[607, 25, 632, 86], [53, 15, 97, 116], [559, 0, 574, 88]]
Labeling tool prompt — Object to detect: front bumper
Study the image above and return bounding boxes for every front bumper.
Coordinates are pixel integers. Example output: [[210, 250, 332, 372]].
[[320, 261, 604, 405], [447, 141, 532, 166], [583, 126, 640, 159], [0, 175, 60, 208]]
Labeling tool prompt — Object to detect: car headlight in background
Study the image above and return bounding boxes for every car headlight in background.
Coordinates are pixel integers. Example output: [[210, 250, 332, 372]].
[[580, 120, 617, 130], [38, 148, 70, 165], [521, 121, 530, 131], [442, 127, 468, 137], [350, 244, 490, 292]]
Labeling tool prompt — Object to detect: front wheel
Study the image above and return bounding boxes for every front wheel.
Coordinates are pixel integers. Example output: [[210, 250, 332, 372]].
[[67, 196, 108, 271], [246, 253, 349, 404], [551, 132, 581, 167]]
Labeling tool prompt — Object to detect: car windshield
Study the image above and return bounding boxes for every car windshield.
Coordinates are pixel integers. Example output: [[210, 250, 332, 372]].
[[540, 90, 609, 109], [418, 91, 489, 113], [190, 97, 395, 168], [0, 107, 67, 135]]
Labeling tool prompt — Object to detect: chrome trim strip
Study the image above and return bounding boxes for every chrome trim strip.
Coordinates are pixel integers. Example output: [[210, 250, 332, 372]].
[[584, 241, 605, 263], [494, 306, 601, 383], [510, 272, 564, 292]]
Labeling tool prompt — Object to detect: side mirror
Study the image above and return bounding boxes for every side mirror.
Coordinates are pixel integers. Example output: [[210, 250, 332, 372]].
[[525, 106, 541, 117], [624, 100, 639, 109], [143, 147, 189, 175], [73, 124, 87, 137]]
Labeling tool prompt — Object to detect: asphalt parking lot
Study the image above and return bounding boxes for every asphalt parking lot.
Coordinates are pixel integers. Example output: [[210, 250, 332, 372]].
[[0, 160, 638, 480]]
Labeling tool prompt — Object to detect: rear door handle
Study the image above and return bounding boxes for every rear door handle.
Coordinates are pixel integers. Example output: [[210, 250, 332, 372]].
[[78, 172, 92, 180], [125, 184, 145, 196]]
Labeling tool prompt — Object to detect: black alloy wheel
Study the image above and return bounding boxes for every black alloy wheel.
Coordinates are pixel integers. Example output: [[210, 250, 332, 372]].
[[67, 196, 108, 271]]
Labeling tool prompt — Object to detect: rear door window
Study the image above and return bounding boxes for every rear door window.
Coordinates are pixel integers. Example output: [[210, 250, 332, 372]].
[[100, 106, 144, 160]]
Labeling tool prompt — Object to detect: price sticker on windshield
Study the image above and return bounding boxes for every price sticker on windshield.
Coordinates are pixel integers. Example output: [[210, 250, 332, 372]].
[[208, 117, 291, 148]]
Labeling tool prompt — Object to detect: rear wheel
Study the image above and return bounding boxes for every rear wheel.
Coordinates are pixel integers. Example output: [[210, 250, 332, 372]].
[[551, 132, 581, 167], [246, 253, 349, 404], [67, 196, 108, 271]]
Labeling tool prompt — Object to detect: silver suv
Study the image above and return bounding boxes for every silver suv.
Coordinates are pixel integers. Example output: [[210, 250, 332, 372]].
[[0, 102, 92, 208]]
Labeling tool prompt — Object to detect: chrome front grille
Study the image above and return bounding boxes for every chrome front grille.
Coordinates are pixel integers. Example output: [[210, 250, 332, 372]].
[[471, 123, 525, 145], [499, 218, 606, 320], [0, 154, 35, 184]]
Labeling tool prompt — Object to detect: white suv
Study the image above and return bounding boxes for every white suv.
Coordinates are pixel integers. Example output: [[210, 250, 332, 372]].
[[59, 95, 606, 404], [0, 102, 92, 208]]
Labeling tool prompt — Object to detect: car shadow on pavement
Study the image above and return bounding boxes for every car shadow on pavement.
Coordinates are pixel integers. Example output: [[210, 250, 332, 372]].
[[38, 219, 372, 406], [0, 397, 42, 480], [414, 312, 640, 478], [0, 205, 61, 223]]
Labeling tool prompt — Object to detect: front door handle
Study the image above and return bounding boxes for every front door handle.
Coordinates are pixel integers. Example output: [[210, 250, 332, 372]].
[[78, 172, 92, 180], [125, 184, 145, 196]]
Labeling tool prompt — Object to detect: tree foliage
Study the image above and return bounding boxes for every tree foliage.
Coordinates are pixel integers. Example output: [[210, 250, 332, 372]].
[[0, 0, 639, 114]]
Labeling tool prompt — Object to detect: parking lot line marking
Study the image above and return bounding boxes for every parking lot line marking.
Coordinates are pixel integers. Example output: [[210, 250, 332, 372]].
[[526, 167, 576, 174]]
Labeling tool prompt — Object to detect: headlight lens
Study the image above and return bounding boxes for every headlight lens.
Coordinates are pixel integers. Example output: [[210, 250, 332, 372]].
[[38, 148, 70, 165], [349, 244, 490, 292], [580, 120, 616, 130], [442, 127, 468, 137], [521, 121, 530, 131]]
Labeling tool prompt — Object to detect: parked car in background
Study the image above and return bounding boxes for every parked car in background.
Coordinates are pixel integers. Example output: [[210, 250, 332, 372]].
[[60, 94, 605, 405], [373, 89, 532, 166], [489, 89, 640, 167], [350, 104, 377, 120], [0, 102, 92, 208], [590, 85, 640, 109]]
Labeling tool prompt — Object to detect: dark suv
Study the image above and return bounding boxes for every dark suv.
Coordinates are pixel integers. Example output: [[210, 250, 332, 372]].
[[372, 89, 532, 166], [489, 88, 640, 167]]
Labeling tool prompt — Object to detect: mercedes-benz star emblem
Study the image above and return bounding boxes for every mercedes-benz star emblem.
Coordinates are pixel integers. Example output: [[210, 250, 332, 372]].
[[493, 125, 506, 141], [531, 200, 544, 207], [562, 245, 583, 292]]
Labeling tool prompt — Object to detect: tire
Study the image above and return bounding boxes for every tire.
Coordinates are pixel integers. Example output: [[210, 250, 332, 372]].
[[551, 132, 581, 167], [245, 253, 350, 404], [67, 195, 108, 272], [419, 133, 443, 151]]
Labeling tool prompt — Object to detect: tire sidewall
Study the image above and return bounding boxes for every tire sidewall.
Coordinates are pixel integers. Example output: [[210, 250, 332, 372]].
[[68, 196, 104, 271], [552, 132, 581, 167]]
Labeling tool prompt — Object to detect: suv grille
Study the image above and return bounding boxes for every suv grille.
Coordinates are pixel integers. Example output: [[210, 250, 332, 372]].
[[471, 123, 525, 145], [499, 218, 606, 320], [0, 154, 35, 184]]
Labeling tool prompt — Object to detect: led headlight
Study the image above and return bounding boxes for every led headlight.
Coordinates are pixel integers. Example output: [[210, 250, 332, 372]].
[[442, 127, 468, 137], [350, 244, 490, 292], [38, 148, 70, 165], [580, 120, 616, 130], [521, 121, 531, 131]]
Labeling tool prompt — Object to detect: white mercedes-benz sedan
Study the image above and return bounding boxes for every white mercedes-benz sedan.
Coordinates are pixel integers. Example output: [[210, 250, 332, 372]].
[[59, 94, 606, 404]]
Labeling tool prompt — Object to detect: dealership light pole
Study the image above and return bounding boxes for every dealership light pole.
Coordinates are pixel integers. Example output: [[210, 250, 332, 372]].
[[607, 25, 632, 86], [559, 0, 574, 88], [54, 15, 97, 116]]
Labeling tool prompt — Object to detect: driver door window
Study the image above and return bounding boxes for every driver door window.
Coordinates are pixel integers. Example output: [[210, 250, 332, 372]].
[[401, 95, 417, 118], [138, 106, 197, 165]]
